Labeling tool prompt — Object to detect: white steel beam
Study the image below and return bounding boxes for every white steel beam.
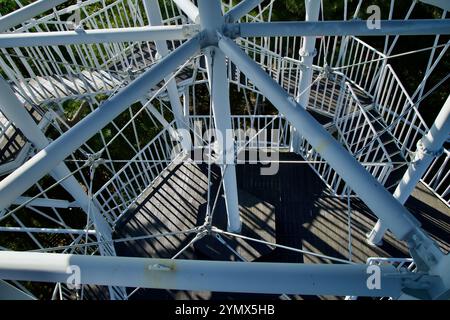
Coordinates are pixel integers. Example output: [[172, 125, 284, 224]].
[[198, 0, 242, 232], [217, 35, 444, 268], [0, 25, 200, 48], [367, 95, 450, 245], [224, 0, 264, 23], [231, 19, 450, 38], [0, 36, 201, 213], [0, 251, 408, 297], [0, 0, 69, 32], [173, 0, 200, 24], [143, 0, 188, 132], [291, 0, 321, 151]]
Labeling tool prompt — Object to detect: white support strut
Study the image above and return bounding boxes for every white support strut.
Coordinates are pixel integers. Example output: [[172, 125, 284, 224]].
[[0, 251, 408, 297], [0, 25, 200, 48]]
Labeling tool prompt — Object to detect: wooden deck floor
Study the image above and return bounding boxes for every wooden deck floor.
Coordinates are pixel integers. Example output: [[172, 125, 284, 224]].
[[113, 152, 450, 300]]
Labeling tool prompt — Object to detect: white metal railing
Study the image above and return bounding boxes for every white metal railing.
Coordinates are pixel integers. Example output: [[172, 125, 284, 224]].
[[345, 257, 416, 300], [366, 257, 416, 271], [298, 137, 393, 197], [374, 64, 429, 157], [237, 35, 386, 99], [296, 83, 393, 196], [0, 0, 184, 104], [316, 36, 386, 96], [231, 43, 343, 118], [231, 37, 283, 92], [336, 83, 392, 166], [229, 36, 404, 197], [274, 56, 348, 118], [93, 121, 182, 227], [309, 68, 346, 117], [0, 111, 13, 138], [51, 231, 100, 300], [421, 148, 450, 207], [236, 35, 386, 118], [233, 114, 290, 149]]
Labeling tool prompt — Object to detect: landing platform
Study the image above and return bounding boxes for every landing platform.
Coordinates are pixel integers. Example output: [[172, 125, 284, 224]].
[[113, 152, 450, 300]]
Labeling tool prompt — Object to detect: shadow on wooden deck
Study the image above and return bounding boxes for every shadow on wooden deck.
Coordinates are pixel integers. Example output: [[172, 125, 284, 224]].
[[112, 152, 449, 300]]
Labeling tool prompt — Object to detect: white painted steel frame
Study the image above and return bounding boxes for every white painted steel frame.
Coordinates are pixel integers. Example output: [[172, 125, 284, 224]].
[[0, 0, 449, 300], [0, 251, 411, 297]]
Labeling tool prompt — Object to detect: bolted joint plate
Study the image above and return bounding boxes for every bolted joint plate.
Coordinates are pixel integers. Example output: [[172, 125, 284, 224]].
[[222, 24, 241, 39], [199, 30, 220, 48]]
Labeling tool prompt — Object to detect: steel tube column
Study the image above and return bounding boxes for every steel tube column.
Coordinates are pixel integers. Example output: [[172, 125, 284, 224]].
[[0, 251, 405, 297], [291, 0, 321, 151], [0, 78, 113, 248], [143, 0, 188, 132], [198, 0, 242, 232], [0, 25, 199, 48], [217, 35, 444, 265], [367, 95, 450, 245], [419, 0, 450, 11], [0, 36, 201, 212], [231, 20, 450, 37]]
